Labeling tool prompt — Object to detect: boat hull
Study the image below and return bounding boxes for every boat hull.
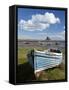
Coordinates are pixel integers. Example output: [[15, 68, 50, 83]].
[[28, 50, 62, 73]]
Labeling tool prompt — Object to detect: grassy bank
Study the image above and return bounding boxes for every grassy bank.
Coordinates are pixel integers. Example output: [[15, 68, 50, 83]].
[[17, 47, 65, 81], [18, 47, 47, 64]]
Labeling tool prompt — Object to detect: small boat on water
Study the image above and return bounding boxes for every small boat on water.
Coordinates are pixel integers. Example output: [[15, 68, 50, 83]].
[[27, 49, 62, 73]]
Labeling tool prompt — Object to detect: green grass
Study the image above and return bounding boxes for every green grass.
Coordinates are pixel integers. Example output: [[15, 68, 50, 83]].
[[18, 47, 65, 80], [47, 68, 65, 80], [36, 63, 65, 80], [18, 47, 47, 64], [18, 47, 31, 64]]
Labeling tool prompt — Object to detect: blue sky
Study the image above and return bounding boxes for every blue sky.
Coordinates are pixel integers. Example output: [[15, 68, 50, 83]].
[[18, 8, 65, 40]]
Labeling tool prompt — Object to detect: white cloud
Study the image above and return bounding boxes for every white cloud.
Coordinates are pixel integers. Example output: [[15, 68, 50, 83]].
[[50, 31, 65, 40], [63, 26, 65, 29], [37, 32, 47, 35], [18, 12, 60, 31], [18, 35, 33, 40], [60, 30, 65, 38], [45, 12, 60, 24], [32, 12, 60, 24]]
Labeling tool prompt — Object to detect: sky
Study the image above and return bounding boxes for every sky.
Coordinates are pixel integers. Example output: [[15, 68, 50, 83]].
[[18, 8, 65, 40]]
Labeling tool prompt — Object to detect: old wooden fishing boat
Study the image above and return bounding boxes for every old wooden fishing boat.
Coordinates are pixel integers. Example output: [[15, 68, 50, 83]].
[[28, 49, 62, 73]]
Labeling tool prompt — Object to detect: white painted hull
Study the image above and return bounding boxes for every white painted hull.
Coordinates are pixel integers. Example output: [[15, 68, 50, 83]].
[[28, 49, 62, 73]]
